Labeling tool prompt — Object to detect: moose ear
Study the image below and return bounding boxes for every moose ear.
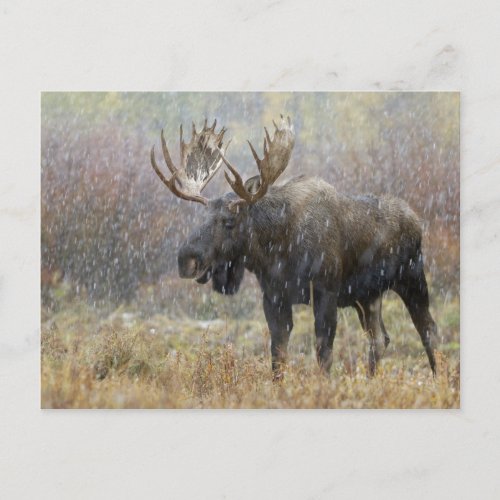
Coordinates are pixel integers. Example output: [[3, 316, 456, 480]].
[[244, 175, 261, 194], [212, 257, 245, 295], [226, 175, 262, 213]]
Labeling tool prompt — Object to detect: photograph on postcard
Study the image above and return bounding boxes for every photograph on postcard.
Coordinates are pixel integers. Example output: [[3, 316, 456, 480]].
[[41, 92, 459, 408]]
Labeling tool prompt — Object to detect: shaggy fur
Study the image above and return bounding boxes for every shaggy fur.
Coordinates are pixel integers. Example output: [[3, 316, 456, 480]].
[[178, 175, 438, 378]]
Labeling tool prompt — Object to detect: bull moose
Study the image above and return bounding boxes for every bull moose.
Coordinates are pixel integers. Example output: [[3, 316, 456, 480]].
[[150, 117, 438, 378]]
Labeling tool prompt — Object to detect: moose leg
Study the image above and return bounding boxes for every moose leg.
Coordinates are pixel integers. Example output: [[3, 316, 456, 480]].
[[355, 297, 388, 376], [263, 294, 293, 380], [380, 313, 390, 349], [396, 270, 438, 375], [313, 289, 338, 375]]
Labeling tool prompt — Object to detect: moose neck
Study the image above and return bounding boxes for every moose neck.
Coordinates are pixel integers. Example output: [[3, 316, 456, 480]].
[[241, 193, 291, 274]]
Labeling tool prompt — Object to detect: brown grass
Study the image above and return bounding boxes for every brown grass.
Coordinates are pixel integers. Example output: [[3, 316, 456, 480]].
[[41, 293, 459, 409]]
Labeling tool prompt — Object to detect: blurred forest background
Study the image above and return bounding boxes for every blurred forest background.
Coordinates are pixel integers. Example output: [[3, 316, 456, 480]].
[[41, 92, 459, 313]]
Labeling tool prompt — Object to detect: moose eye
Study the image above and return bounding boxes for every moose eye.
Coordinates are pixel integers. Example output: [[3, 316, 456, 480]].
[[224, 219, 235, 230]]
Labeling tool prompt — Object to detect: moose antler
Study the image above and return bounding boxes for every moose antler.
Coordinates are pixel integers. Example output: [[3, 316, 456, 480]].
[[150, 119, 227, 205], [218, 115, 295, 205]]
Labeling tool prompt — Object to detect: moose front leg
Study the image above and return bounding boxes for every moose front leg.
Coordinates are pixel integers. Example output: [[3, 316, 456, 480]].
[[313, 289, 338, 375], [263, 294, 293, 380]]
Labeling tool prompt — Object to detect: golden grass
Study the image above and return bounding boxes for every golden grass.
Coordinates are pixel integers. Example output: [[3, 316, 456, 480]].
[[41, 293, 459, 409]]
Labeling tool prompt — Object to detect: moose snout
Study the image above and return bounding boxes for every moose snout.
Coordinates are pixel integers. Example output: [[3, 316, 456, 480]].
[[178, 246, 205, 279]]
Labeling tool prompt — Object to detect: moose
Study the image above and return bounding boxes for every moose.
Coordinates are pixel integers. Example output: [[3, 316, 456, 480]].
[[150, 117, 438, 379]]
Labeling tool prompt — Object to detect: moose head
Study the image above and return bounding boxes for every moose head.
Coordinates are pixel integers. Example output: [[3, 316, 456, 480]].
[[150, 116, 295, 296]]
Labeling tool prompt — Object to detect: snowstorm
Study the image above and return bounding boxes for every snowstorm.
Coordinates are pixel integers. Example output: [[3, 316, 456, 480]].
[[41, 92, 460, 409]]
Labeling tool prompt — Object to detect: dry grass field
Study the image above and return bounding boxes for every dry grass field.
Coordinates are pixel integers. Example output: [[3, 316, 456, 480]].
[[41, 281, 459, 409]]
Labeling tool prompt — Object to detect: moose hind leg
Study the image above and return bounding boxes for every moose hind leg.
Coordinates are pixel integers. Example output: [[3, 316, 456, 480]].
[[313, 289, 338, 375], [396, 270, 438, 374], [355, 297, 387, 377], [380, 314, 390, 349], [263, 294, 293, 381]]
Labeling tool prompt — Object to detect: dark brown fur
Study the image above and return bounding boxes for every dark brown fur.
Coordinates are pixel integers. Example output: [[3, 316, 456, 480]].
[[178, 175, 438, 378]]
